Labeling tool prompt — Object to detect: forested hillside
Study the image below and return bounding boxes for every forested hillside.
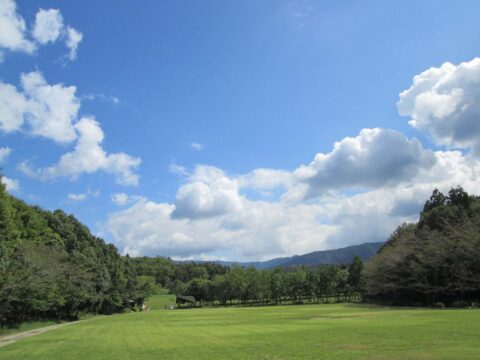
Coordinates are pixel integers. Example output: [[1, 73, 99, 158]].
[[250, 242, 384, 269], [366, 187, 480, 306], [0, 179, 144, 327]]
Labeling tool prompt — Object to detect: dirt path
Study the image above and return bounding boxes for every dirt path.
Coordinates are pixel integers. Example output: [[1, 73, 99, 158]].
[[0, 317, 103, 348]]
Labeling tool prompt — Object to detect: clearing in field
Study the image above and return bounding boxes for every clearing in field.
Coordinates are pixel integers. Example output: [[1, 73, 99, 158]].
[[0, 303, 479, 360]]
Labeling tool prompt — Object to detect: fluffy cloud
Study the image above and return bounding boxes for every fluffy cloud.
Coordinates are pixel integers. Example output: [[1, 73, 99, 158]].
[[0, 80, 29, 133], [20, 117, 141, 186], [101, 56, 480, 259], [20, 72, 80, 142], [108, 199, 222, 257], [398, 58, 480, 155], [106, 123, 480, 260], [0, 0, 35, 53], [0, 1, 82, 61], [0, 72, 140, 185], [107, 197, 336, 259], [107, 146, 480, 260], [0, 147, 11, 163], [293, 128, 436, 199], [31, 8, 83, 61], [237, 168, 293, 191], [172, 166, 243, 219], [32, 9, 63, 44], [0, 71, 79, 143], [1, 176, 19, 192]]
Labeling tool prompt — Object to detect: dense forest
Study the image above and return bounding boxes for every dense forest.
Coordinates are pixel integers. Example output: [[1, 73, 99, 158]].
[[0, 179, 146, 327], [366, 187, 480, 307], [131, 256, 365, 306]]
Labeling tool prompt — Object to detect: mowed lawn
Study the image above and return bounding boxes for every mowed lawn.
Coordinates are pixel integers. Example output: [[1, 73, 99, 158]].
[[1, 304, 479, 360], [146, 294, 176, 310]]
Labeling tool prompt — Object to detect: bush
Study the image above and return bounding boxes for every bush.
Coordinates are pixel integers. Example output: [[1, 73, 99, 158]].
[[433, 302, 445, 309], [452, 301, 469, 308]]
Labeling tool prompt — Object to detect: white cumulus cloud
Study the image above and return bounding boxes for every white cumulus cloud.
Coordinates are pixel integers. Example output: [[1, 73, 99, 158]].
[[293, 128, 436, 199], [20, 72, 80, 143], [1, 176, 19, 192], [101, 56, 480, 260], [172, 166, 244, 219], [106, 146, 480, 260], [32, 8, 63, 44], [0, 71, 79, 143], [0, 1, 82, 61], [398, 57, 480, 155], [107, 197, 336, 260], [0, 72, 140, 185], [0, 0, 35, 54], [237, 168, 293, 191], [0, 80, 29, 133], [20, 117, 141, 186]]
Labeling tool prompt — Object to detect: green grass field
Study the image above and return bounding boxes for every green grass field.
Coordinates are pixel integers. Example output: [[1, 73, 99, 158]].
[[1, 303, 479, 359], [146, 294, 177, 310]]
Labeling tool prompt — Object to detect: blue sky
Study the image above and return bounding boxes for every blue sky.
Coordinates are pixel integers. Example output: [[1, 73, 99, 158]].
[[1, 0, 480, 260]]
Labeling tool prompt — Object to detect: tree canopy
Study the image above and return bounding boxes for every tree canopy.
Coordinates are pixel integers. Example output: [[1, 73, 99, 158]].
[[366, 187, 480, 306], [0, 178, 143, 327]]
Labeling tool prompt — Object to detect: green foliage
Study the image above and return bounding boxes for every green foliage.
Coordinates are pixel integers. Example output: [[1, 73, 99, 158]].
[[347, 256, 365, 293], [131, 255, 364, 306], [136, 276, 162, 298], [0, 178, 143, 326], [366, 187, 480, 306]]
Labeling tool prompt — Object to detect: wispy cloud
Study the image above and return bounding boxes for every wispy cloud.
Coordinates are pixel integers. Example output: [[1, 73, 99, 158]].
[[0, 147, 11, 163], [169, 163, 189, 177], [68, 188, 100, 202], [190, 142, 204, 151], [111, 193, 129, 205], [83, 93, 120, 105], [68, 192, 87, 201]]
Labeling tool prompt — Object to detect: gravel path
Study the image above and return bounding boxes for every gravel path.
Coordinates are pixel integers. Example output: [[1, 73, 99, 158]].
[[0, 317, 103, 348]]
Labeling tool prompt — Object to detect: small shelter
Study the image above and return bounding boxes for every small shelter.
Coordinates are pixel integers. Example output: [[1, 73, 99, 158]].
[[176, 295, 196, 308]]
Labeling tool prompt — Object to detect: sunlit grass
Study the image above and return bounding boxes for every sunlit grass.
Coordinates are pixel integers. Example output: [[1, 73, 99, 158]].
[[146, 294, 176, 310], [1, 304, 479, 359]]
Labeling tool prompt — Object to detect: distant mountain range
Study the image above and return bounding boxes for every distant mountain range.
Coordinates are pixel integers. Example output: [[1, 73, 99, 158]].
[[187, 242, 384, 269]]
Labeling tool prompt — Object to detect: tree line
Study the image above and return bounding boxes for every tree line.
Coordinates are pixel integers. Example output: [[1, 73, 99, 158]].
[[131, 256, 365, 306], [0, 179, 147, 327]]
